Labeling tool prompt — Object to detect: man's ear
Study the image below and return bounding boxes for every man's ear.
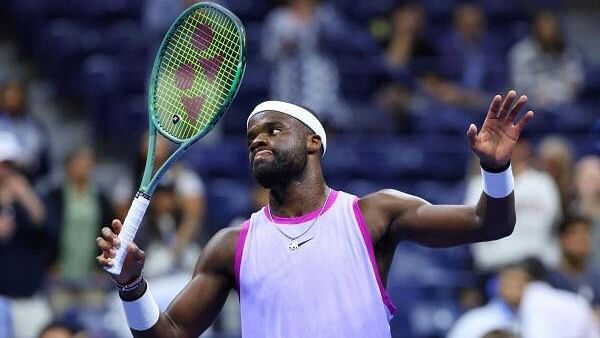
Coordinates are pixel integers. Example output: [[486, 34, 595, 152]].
[[306, 134, 322, 155]]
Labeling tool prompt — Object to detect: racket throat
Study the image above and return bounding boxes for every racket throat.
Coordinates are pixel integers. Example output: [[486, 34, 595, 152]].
[[136, 190, 152, 200]]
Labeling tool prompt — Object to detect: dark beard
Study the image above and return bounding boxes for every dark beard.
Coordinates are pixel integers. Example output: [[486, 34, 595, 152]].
[[251, 145, 307, 188]]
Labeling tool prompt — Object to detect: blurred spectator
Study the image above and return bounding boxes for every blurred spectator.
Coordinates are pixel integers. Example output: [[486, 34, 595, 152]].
[[261, 0, 348, 129], [570, 156, 600, 265], [571, 155, 600, 221], [449, 258, 600, 338], [0, 131, 47, 296], [517, 258, 600, 338], [382, 3, 436, 76], [482, 329, 519, 338], [448, 261, 524, 338], [465, 137, 562, 272], [434, 3, 505, 109], [44, 147, 112, 318], [547, 216, 600, 319], [0, 296, 11, 338], [37, 320, 87, 338], [376, 3, 438, 132], [538, 136, 574, 213], [46, 147, 112, 283], [0, 80, 51, 184], [38, 322, 72, 338], [0, 132, 51, 337], [113, 132, 206, 278], [448, 297, 516, 338], [508, 10, 584, 110]]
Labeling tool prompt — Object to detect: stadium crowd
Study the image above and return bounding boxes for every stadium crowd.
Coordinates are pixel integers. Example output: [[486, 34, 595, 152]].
[[1, 0, 599, 337]]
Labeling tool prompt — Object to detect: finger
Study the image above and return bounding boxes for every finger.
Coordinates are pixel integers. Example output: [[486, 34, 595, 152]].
[[486, 95, 502, 119], [101, 227, 120, 246], [96, 236, 114, 252], [506, 95, 528, 121], [515, 111, 534, 133], [498, 90, 517, 118], [96, 255, 114, 267], [112, 219, 123, 235], [467, 123, 478, 147]]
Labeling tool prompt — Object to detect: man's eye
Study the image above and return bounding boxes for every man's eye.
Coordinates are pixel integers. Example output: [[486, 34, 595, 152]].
[[271, 128, 281, 135]]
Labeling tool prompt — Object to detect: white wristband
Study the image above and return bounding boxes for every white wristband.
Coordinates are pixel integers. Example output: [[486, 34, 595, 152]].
[[481, 164, 514, 198], [121, 282, 160, 331]]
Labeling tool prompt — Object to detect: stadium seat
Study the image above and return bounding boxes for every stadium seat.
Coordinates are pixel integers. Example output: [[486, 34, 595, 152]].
[[206, 178, 253, 233]]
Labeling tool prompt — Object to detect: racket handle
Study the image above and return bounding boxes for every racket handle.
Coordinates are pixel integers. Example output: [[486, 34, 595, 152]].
[[104, 193, 150, 275]]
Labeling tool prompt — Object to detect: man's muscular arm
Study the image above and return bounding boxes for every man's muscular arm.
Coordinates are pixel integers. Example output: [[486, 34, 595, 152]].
[[360, 188, 515, 247], [97, 222, 239, 338], [360, 90, 532, 248]]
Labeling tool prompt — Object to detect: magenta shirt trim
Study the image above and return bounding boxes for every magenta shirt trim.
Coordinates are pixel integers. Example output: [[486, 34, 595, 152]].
[[234, 219, 250, 292], [352, 198, 397, 316], [263, 190, 339, 225]]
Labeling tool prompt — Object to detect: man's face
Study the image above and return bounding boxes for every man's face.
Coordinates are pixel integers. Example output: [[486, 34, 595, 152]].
[[0, 161, 15, 181], [534, 12, 560, 47], [1, 84, 25, 117], [247, 111, 309, 188], [498, 267, 530, 309], [561, 222, 592, 261], [39, 327, 71, 338], [575, 158, 600, 201], [66, 150, 95, 184], [455, 4, 484, 41]]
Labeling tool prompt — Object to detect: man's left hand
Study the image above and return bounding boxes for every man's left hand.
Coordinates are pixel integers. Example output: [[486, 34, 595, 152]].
[[467, 90, 534, 170]]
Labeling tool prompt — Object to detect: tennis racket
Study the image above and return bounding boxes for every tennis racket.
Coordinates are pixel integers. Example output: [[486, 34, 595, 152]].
[[105, 2, 246, 275]]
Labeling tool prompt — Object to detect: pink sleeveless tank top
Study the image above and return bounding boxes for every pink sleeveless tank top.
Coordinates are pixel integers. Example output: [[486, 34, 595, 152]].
[[234, 190, 396, 338]]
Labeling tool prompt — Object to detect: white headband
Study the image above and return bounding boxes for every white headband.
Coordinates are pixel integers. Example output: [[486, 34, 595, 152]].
[[247, 101, 327, 154]]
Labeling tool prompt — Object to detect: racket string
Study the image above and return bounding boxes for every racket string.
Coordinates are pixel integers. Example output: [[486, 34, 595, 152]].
[[156, 9, 241, 140]]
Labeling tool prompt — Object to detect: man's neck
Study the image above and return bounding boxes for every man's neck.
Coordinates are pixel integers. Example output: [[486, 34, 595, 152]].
[[561, 256, 587, 275], [68, 180, 90, 195], [268, 174, 328, 217]]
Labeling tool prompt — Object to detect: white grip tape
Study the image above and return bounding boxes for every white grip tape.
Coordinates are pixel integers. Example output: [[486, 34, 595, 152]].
[[481, 165, 514, 198], [105, 194, 150, 275], [121, 283, 160, 331]]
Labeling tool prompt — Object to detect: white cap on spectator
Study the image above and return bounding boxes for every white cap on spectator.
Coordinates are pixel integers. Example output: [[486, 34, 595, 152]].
[[0, 132, 20, 163]]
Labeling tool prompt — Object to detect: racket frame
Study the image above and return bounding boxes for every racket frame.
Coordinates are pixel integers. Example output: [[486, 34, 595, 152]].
[[141, 1, 246, 196], [105, 2, 246, 275]]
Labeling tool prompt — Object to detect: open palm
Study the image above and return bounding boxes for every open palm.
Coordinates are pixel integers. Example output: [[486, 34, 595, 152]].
[[468, 90, 534, 170]]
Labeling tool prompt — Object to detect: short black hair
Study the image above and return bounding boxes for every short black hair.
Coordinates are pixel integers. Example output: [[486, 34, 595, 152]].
[[288, 103, 325, 155], [294, 103, 319, 119], [557, 215, 592, 236], [482, 329, 517, 338], [502, 256, 547, 281], [38, 321, 76, 338]]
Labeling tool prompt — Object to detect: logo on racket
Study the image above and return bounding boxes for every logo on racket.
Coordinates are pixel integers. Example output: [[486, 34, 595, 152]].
[[172, 23, 224, 124]]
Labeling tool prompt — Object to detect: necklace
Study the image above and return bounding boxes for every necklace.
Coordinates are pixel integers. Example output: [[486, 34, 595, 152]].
[[267, 188, 331, 251]]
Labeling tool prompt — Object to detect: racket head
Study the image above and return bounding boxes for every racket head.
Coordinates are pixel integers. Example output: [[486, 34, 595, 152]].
[[148, 2, 246, 144]]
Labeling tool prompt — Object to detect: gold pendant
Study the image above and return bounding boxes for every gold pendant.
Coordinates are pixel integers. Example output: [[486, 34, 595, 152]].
[[289, 239, 299, 251]]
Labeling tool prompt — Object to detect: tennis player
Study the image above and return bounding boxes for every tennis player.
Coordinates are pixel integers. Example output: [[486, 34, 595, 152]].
[[97, 90, 533, 338]]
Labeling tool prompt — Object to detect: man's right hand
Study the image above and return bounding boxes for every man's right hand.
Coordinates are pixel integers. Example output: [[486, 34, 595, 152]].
[[96, 219, 145, 285]]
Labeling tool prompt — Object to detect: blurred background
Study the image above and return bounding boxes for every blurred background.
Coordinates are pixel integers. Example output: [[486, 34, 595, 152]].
[[1, 0, 599, 337]]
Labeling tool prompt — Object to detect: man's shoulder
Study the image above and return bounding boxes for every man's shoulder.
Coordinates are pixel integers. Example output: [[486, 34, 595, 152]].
[[211, 225, 244, 253], [193, 224, 245, 278], [450, 302, 513, 338], [358, 189, 425, 210], [524, 282, 589, 310]]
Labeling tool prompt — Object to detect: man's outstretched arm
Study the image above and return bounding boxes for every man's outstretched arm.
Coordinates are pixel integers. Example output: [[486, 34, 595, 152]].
[[97, 221, 239, 338], [361, 90, 533, 247]]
